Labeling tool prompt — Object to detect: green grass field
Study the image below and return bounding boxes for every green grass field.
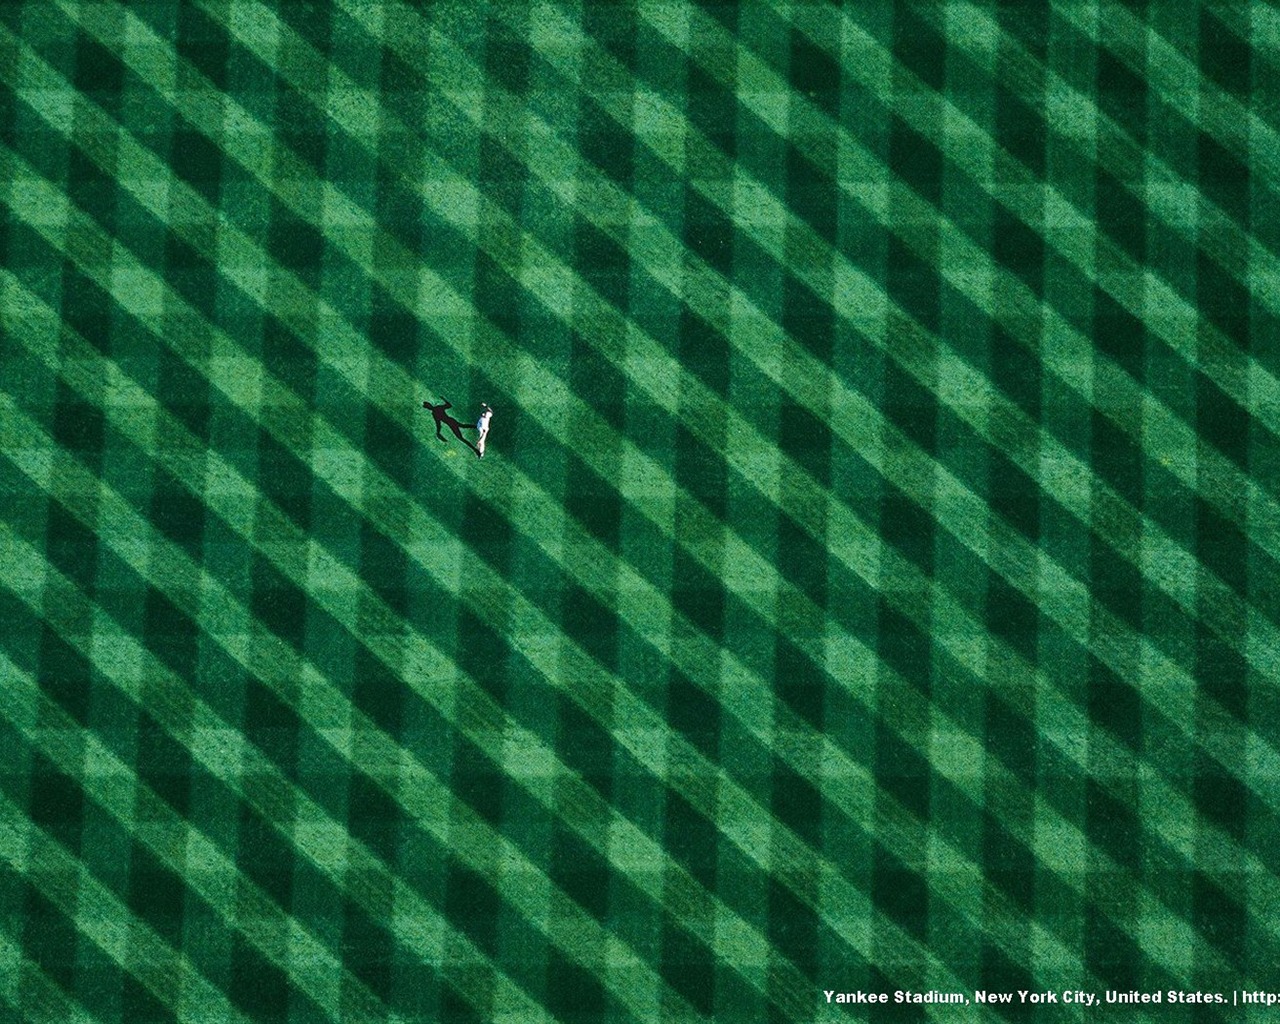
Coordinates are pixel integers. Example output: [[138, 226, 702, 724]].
[[3, 2, 1279, 1021]]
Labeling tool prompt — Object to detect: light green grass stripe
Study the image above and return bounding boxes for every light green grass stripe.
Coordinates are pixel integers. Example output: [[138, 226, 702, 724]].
[[284, 0, 1242, 988], [0, 367, 699, 1024], [0, 919, 101, 1024], [0, 165, 972, 1020], [0, 787, 251, 1024], [0, 653, 400, 1024], [624, 0, 1280, 677], [1072, 2, 1280, 204], [62, 2, 1280, 983], [874, 3, 1280, 448], [0, 519, 563, 1024]]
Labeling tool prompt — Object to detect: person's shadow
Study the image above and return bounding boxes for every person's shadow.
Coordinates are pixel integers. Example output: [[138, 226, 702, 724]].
[[423, 399, 480, 456]]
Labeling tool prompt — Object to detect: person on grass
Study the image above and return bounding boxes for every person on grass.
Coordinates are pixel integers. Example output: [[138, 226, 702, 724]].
[[475, 403, 493, 458]]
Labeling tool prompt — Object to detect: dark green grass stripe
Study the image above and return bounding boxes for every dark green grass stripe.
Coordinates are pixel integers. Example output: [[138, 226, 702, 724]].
[[0, 919, 102, 1024], [628, 1, 1280, 655], [0, 519, 564, 1024], [1061, 2, 1280, 204], [0, 784, 252, 1024], [1176, 3, 1280, 137], [0, 358, 703, 1024], [867, 3, 1280, 453], [0, 652, 398, 1024]]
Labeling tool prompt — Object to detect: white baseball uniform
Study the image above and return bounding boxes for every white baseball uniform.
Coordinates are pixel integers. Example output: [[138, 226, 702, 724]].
[[476, 406, 493, 457]]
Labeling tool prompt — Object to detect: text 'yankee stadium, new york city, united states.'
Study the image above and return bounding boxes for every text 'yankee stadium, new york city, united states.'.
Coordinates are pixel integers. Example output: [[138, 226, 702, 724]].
[[823, 988, 1249, 1007]]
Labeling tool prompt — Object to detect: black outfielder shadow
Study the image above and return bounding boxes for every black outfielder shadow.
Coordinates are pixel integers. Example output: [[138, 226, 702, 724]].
[[422, 399, 480, 456]]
